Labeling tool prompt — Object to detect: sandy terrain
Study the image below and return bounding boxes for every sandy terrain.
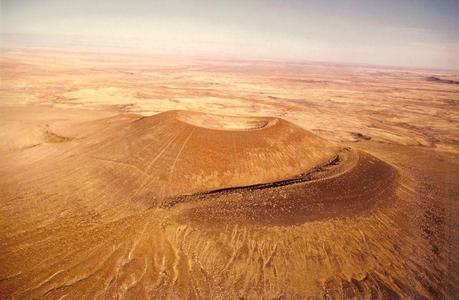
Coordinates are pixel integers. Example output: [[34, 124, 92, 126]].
[[0, 48, 458, 299]]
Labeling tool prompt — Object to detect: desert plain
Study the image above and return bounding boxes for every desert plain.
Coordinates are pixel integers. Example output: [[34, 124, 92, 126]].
[[0, 48, 458, 299]]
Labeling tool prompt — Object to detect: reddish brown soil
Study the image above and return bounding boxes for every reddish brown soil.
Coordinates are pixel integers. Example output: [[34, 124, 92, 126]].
[[0, 49, 458, 299]]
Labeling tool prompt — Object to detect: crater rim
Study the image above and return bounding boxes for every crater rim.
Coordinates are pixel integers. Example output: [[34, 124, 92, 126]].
[[174, 110, 279, 131]]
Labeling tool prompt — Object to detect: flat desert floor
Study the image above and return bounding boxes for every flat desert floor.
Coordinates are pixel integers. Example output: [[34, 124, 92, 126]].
[[1, 49, 458, 299]]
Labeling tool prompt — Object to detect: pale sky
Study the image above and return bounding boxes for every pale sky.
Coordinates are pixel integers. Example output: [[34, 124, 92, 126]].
[[1, 0, 459, 69]]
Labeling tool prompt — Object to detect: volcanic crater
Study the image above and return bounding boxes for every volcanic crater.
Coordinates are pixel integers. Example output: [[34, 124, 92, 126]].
[[36, 110, 398, 225]]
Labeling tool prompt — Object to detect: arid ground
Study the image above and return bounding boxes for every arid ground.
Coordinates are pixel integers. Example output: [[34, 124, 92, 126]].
[[1, 48, 458, 299]]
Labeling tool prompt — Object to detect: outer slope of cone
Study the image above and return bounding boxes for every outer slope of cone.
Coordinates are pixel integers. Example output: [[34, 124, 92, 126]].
[[70, 110, 341, 203]]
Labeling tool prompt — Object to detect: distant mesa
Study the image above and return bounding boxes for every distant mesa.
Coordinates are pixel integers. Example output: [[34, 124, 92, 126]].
[[34, 110, 398, 225], [426, 76, 459, 85]]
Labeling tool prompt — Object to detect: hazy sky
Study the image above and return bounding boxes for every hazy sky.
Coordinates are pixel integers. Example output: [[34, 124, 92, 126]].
[[2, 0, 459, 69]]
